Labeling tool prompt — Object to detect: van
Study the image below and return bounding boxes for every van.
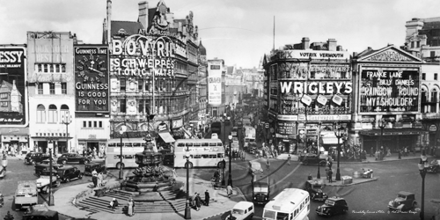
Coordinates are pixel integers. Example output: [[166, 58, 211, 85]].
[[226, 201, 254, 220]]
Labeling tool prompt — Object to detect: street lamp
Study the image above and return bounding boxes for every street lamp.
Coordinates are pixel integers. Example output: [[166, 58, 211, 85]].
[[184, 149, 191, 219], [418, 154, 429, 220], [61, 112, 72, 153], [378, 118, 386, 159], [317, 146, 324, 179], [118, 125, 127, 180], [335, 125, 345, 181], [228, 135, 233, 187], [221, 158, 226, 186], [48, 148, 54, 206]]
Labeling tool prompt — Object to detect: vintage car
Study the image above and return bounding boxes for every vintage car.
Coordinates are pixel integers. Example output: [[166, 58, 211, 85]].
[[36, 170, 60, 193], [248, 161, 263, 176], [34, 159, 63, 176], [316, 196, 349, 216], [84, 163, 107, 176], [226, 201, 254, 220], [22, 204, 59, 220], [427, 160, 440, 173], [305, 179, 328, 201], [388, 191, 417, 211], [301, 154, 327, 166], [57, 166, 83, 183], [57, 153, 91, 165], [252, 177, 270, 205], [24, 152, 52, 165]]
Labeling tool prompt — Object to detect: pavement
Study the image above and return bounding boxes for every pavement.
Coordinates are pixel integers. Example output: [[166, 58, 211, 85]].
[[41, 152, 432, 220]]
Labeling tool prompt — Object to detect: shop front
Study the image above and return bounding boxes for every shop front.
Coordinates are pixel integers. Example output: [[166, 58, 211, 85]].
[[360, 129, 423, 154], [0, 130, 29, 155]]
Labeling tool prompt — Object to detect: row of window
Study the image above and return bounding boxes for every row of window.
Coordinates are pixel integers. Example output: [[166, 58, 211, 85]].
[[421, 73, 438, 80], [176, 142, 223, 147], [116, 78, 189, 93], [35, 63, 67, 73], [37, 83, 67, 95], [116, 97, 189, 114], [82, 120, 103, 128], [181, 153, 225, 159], [36, 104, 69, 123]]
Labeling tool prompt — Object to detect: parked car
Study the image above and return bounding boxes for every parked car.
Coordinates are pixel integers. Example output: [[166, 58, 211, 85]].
[[57, 166, 83, 183], [24, 152, 52, 165], [427, 159, 440, 173], [35, 159, 63, 176], [316, 196, 349, 216], [301, 154, 327, 166], [226, 201, 254, 220], [57, 153, 91, 165], [388, 191, 417, 212], [305, 179, 328, 202], [84, 163, 107, 176], [36, 170, 60, 193]]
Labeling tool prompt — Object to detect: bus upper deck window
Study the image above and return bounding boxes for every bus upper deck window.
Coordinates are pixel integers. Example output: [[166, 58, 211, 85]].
[[178, 143, 185, 147], [209, 143, 216, 146], [194, 143, 201, 147], [201, 142, 209, 147], [217, 143, 222, 147]]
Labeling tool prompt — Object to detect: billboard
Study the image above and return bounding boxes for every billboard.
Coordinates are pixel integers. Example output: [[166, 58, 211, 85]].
[[359, 69, 419, 113], [208, 63, 222, 106], [75, 45, 109, 112], [0, 46, 27, 126]]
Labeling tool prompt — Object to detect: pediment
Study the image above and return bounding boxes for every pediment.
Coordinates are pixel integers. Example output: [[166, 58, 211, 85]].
[[357, 46, 423, 63]]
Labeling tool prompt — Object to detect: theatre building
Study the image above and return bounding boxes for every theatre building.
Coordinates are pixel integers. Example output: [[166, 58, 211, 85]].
[[352, 45, 424, 154], [263, 37, 352, 153]]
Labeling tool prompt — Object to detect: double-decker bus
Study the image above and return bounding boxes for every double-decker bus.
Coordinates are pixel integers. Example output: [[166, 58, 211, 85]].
[[105, 138, 149, 169], [263, 188, 310, 220], [174, 139, 226, 168]]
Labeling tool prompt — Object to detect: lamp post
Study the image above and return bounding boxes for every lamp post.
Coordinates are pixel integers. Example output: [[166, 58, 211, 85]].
[[118, 125, 127, 180], [317, 146, 324, 179], [335, 125, 345, 181], [418, 154, 429, 220], [184, 148, 191, 219], [378, 118, 386, 158], [228, 135, 233, 187], [221, 158, 226, 186], [61, 112, 72, 153], [48, 148, 54, 206]]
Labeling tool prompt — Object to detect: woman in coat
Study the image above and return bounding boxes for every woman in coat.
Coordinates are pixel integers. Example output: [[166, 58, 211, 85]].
[[127, 198, 134, 216]]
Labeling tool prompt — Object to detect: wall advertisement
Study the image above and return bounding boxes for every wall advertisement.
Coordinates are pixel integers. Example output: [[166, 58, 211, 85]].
[[359, 68, 419, 113], [208, 63, 222, 106], [74, 45, 109, 112], [0, 46, 27, 126]]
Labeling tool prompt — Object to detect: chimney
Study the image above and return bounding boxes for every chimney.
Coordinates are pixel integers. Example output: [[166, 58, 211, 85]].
[[106, 0, 112, 46], [138, 1, 148, 30], [302, 37, 310, 50], [328, 38, 337, 51]]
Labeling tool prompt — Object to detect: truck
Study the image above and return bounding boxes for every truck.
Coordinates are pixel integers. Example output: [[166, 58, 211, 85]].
[[15, 181, 38, 210]]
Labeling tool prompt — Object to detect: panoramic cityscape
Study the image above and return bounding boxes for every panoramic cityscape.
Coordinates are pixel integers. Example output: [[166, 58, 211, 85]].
[[1, 0, 440, 220]]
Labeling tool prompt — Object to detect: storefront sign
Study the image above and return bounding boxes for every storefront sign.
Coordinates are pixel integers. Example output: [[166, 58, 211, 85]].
[[0, 46, 27, 126], [280, 81, 352, 94], [157, 122, 169, 132], [359, 69, 419, 113], [307, 115, 351, 121], [110, 34, 175, 77], [75, 45, 109, 112], [272, 50, 350, 61], [277, 115, 298, 121], [278, 122, 296, 135]]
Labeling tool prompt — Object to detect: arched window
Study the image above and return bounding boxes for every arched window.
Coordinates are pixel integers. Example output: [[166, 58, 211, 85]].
[[421, 88, 427, 103], [432, 88, 438, 113], [60, 105, 69, 121], [48, 104, 58, 123], [37, 104, 46, 123]]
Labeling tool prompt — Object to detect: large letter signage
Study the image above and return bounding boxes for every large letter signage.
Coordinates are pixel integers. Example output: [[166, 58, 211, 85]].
[[75, 45, 109, 112], [0, 46, 27, 126], [359, 69, 420, 113]]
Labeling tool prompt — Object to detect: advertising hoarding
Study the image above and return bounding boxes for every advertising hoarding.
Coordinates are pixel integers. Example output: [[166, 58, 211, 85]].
[[359, 69, 419, 113], [74, 45, 109, 112], [0, 46, 27, 126], [208, 63, 222, 106]]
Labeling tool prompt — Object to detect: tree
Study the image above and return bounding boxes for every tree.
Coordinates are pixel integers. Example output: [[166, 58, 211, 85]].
[[3, 211, 14, 220]]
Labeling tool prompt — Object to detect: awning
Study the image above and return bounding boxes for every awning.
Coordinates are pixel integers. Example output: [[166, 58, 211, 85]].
[[359, 128, 424, 136], [158, 132, 176, 143]]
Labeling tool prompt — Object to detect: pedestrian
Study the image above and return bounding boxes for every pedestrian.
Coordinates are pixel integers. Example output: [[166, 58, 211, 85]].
[[92, 169, 98, 188], [328, 169, 333, 183], [195, 193, 201, 211], [266, 159, 270, 170], [109, 198, 119, 209], [204, 190, 210, 206], [97, 172, 103, 187], [127, 198, 134, 216], [287, 154, 291, 165], [227, 184, 233, 198]]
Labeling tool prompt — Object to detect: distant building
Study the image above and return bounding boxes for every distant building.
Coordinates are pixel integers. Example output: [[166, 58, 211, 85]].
[[405, 17, 440, 62]]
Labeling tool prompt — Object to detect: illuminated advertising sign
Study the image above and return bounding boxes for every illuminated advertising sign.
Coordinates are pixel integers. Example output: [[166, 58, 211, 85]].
[[359, 69, 419, 113], [110, 34, 175, 78], [208, 64, 222, 106], [0, 46, 27, 126], [75, 45, 109, 112], [272, 50, 350, 61]]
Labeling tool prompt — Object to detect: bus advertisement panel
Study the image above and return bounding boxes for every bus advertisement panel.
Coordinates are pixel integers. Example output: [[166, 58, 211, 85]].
[[174, 139, 226, 168]]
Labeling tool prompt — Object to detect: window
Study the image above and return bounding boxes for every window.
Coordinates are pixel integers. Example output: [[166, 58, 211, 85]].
[[49, 83, 55, 94], [138, 99, 144, 114], [422, 73, 426, 80], [435, 73, 438, 80], [431, 51, 436, 58], [49, 64, 54, 72], [61, 64, 66, 72], [37, 104, 46, 123], [44, 64, 48, 73], [99, 121, 102, 128], [48, 104, 57, 123], [37, 83, 43, 94], [417, 41, 420, 48], [83, 121, 87, 128], [61, 83, 67, 94], [120, 78, 126, 92], [94, 121, 97, 127], [55, 64, 60, 72], [138, 79, 143, 91]]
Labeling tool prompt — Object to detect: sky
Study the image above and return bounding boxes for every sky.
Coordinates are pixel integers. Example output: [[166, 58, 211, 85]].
[[1, 0, 440, 68]]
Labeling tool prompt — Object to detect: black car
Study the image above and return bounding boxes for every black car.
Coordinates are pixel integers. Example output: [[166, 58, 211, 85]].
[[84, 163, 107, 176], [57, 166, 83, 183], [316, 196, 349, 216], [305, 179, 328, 201], [35, 159, 64, 176], [300, 154, 327, 166], [24, 152, 52, 165], [57, 153, 91, 165]]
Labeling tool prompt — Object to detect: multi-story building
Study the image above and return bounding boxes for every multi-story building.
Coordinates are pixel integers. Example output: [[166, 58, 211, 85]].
[[27, 31, 77, 155], [0, 45, 29, 154], [197, 41, 208, 129], [263, 37, 352, 153], [103, 1, 200, 145], [405, 17, 440, 61], [224, 65, 243, 107]]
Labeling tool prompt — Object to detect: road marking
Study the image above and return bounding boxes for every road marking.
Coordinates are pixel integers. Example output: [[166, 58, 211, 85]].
[[270, 162, 302, 189]]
